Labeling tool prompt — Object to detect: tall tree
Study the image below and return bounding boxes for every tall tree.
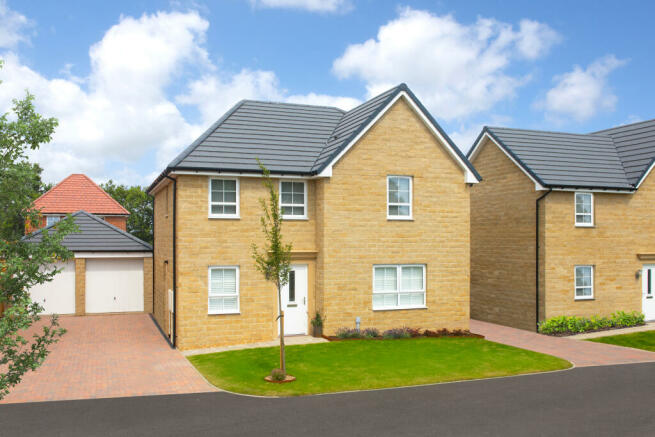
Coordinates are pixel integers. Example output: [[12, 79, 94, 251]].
[[0, 60, 77, 400], [252, 162, 292, 374], [100, 181, 153, 244]]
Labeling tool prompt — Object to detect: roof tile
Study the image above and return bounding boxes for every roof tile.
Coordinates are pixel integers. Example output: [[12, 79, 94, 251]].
[[34, 174, 129, 215]]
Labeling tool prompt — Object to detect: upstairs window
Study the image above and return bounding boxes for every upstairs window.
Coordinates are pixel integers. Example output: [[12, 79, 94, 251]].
[[208, 266, 239, 314], [574, 265, 594, 300], [280, 181, 307, 219], [209, 178, 239, 218], [387, 176, 412, 219], [46, 216, 62, 227], [575, 192, 593, 226]]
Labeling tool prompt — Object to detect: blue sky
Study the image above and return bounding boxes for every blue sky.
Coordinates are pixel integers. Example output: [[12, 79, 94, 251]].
[[1, 0, 653, 185]]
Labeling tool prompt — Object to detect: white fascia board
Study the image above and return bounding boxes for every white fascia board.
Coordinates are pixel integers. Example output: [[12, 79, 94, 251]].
[[470, 132, 547, 191], [635, 159, 655, 189], [317, 91, 479, 184], [75, 252, 153, 258], [148, 177, 173, 195]]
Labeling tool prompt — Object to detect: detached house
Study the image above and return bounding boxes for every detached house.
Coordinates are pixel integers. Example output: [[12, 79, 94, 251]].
[[468, 120, 655, 331], [148, 84, 480, 350]]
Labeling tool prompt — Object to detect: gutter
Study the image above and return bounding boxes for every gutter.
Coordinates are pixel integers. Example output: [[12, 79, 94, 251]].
[[164, 174, 177, 348], [535, 189, 552, 332]]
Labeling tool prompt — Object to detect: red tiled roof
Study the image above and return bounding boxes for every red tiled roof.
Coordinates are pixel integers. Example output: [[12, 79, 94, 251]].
[[33, 174, 129, 215]]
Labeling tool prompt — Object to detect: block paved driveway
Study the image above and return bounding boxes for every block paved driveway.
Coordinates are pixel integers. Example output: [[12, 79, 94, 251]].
[[471, 319, 655, 367], [1, 314, 214, 404]]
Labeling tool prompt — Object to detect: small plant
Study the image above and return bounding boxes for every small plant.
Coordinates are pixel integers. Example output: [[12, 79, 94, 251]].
[[382, 327, 412, 339], [310, 311, 325, 328], [335, 327, 363, 339], [270, 368, 286, 381], [538, 311, 645, 335], [407, 327, 422, 337], [362, 328, 380, 338]]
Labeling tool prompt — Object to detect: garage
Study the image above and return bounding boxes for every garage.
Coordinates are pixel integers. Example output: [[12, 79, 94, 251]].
[[86, 258, 145, 313], [28, 261, 76, 315], [25, 211, 153, 315]]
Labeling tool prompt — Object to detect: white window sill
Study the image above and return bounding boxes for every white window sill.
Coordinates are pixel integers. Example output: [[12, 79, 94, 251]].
[[208, 311, 241, 315], [282, 216, 308, 221], [574, 297, 594, 301], [575, 223, 594, 228], [373, 305, 427, 312], [208, 215, 240, 220], [387, 216, 414, 221]]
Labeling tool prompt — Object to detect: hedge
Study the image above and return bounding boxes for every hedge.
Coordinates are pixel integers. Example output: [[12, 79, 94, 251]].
[[538, 311, 645, 335]]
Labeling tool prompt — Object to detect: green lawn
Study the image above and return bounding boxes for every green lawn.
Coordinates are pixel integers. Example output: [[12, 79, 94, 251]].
[[587, 330, 655, 352], [188, 337, 571, 396]]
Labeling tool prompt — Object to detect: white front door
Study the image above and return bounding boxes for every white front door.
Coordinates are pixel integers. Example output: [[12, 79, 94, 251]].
[[643, 265, 655, 320], [85, 258, 144, 313], [29, 261, 76, 315], [279, 264, 308, 335]]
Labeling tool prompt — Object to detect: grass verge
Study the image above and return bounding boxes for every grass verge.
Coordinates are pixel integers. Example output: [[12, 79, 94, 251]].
[[188, 337, 571, 396], [587, 330, 655, 352]]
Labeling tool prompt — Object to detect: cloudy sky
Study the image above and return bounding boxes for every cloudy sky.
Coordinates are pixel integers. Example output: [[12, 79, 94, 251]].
[[0, 0, 651, 185]]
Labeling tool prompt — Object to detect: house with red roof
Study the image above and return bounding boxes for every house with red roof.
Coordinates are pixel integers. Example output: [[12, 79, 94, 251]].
[[28, 174, 130, 233]]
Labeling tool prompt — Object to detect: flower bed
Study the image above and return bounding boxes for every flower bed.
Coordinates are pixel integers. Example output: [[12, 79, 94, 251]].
[[538, 311, 645, 336], [324, 327, 484, 341]]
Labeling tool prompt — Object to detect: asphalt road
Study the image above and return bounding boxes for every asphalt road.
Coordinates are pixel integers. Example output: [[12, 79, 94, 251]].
[[1, 363, 654, 437]]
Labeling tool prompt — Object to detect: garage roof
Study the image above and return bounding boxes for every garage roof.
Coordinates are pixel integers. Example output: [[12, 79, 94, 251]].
[[24, 211, 152, 252]]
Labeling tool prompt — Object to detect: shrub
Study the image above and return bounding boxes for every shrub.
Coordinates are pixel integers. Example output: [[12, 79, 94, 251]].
[[335, 327, 363, 339], [407, 327, 422, 337], [538, 311, 645, 335], [362, 328, 380, 338], [270, 368, 286, 381], [382, 327, 412, 339], [310, 311, 324, 328]]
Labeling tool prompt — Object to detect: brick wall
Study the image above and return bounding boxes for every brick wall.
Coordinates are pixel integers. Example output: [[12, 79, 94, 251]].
[[153, 184, 174, 340], [75, 258, 86, 315], [317, 98, 471, 334], [470, 138, 543, 330], [104, 216, 128, 231], [541, 179, 655, 319]]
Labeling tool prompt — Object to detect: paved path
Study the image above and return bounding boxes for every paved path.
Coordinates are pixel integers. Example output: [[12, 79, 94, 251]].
[[1, 363, 654, 436], [471, 319, 655, 366], [1, 314, 214, 404]]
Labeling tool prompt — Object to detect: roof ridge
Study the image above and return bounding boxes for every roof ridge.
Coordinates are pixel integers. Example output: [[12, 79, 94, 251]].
[[593, 117, 655, 134], [81, 175, 130, 215], [240, 99, 346, 113], [487, 125, 612, 139]]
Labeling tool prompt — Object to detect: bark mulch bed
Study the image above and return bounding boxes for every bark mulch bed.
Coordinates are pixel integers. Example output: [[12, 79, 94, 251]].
[[324, 328, 485, 341]]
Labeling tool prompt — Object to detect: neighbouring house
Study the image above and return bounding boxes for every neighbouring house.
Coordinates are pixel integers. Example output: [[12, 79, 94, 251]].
[[147, 83, 481, 350], [468, 119, 655, 331], [27, 173, 130, 233], [24, 211, 153, 315]]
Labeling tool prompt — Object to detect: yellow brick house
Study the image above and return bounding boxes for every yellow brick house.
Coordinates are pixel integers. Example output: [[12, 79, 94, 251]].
[[147, 84, 481, 350], [468, 120, 655, 331]]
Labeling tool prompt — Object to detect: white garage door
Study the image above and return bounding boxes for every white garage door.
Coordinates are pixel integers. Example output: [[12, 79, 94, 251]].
[[85, 258, 144, 313], [29, 261, 76, 315]]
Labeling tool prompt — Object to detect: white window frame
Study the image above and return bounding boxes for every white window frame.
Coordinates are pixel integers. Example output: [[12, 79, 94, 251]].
[[372, 264, 426, 310], [208, 178, 240, 219], [208, 266, 240, 314], [387, 176, 413, 220], [574, 192, 594, 227], [46, 216, 62, 226], [279, 180, 307, 220], [574, 265, 594, 300]]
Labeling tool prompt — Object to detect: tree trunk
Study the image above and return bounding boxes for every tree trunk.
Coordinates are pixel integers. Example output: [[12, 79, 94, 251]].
[[277, 283, 286, 373]]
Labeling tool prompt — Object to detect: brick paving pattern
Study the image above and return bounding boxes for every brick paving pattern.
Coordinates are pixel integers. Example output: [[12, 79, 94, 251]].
[[471, 319, 655, 367], [1, 314, 214, 404]]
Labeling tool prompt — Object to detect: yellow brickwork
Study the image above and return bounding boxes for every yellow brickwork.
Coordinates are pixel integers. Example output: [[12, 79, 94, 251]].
[[75, 258, 86, 315], [154, 97, 472, 350], [143, 257, 153, 313], [153, 185, 174, 340]]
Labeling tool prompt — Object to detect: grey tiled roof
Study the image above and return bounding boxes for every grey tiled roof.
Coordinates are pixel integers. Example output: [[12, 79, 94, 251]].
[[151, 83, 480, 191], [24, 211, 152, 252], [594, 119, 655, 186]]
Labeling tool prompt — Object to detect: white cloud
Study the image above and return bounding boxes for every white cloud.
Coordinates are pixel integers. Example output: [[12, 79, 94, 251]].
[[0, 6, 359, 185], [248, 0, 352, 13], [332, 8, 560, 121], [0, 0, 32, 48], [538, 55, 626, 122]]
